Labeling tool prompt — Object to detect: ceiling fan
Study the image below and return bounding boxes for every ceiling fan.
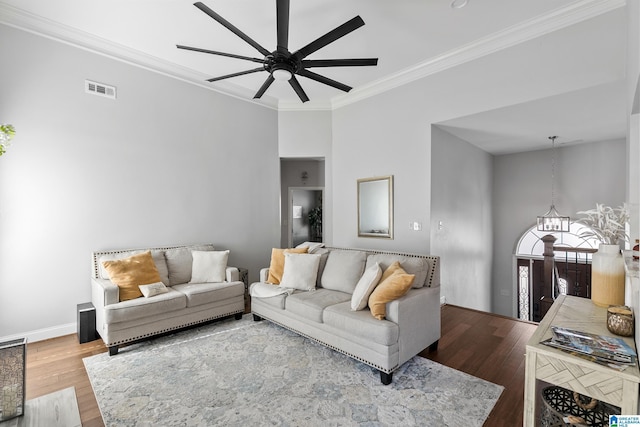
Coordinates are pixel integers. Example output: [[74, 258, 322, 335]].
[[177, 1, 378, 102]]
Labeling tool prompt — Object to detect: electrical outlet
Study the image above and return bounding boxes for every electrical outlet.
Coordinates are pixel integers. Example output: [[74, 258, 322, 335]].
[[410, 222, 422, 231], [500, 289, 510, 296]]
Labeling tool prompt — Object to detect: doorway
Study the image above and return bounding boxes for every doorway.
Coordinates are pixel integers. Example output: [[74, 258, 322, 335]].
[[288, 187, 323, 247]]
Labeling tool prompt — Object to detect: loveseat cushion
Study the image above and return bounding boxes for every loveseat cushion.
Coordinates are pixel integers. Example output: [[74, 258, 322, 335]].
[[99, 250, 169, 287], [323, 302, 399, 346], [285, 289, 351, 323], [320, 250, 367, 294], [101, 251, 163, 301], [365, 254, 430, 288], [172, 281, 244, 308], [104, 288, 186, 324], [164, 244, 215, 286]]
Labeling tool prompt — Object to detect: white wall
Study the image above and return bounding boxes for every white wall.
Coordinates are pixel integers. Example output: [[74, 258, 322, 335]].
[[0, 24, 280, 341], [431, 126, 493, 311], [492, 139, 626, 316], [330, 8, 624, 257]]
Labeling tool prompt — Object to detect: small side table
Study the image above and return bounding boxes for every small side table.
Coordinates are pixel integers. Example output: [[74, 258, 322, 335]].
[[523, 295, 640, 425], [237, 267, 249, 313], [77, 302, 98, 344]]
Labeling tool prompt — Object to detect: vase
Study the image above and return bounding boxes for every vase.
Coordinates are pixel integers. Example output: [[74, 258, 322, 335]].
[[591, 244, 625, 307]]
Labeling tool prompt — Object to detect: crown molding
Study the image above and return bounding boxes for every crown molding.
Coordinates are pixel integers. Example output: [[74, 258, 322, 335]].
[[330, 0, 626, 110], [0, 0, 625, 112], [0, 3, 279, 110]]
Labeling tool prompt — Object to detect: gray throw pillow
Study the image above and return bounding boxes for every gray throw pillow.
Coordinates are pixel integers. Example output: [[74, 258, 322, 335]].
[[320, 250, 367, 294]]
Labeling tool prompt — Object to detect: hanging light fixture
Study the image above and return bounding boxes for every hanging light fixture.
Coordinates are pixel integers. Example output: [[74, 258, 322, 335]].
[[537, 136, 570, 232]]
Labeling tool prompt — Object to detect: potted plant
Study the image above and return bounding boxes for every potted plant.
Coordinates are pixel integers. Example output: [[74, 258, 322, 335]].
[[0, 124, 16, 156], [576, 203, 629, 307], [308, 206, 322, 242]]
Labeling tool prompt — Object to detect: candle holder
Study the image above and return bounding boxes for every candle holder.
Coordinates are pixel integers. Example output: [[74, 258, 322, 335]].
[[0, 338, 26, 421]]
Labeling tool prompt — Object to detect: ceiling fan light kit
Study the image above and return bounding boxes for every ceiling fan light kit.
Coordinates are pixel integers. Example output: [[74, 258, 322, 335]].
[[177, 0, 378, 102]]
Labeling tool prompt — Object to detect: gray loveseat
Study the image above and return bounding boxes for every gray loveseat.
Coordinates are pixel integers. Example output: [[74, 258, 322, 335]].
[[250, 246, 440, 384], [91, 243, 245, 355]]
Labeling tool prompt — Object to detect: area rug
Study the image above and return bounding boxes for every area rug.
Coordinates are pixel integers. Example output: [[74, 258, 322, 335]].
[[84, 316, 503, 426]]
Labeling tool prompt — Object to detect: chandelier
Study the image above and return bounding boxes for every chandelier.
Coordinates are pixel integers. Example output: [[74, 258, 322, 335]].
[[537, 136, 570, 232]]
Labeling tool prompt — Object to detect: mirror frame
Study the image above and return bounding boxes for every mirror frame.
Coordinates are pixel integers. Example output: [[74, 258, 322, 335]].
[[357, 175, 394, 239]]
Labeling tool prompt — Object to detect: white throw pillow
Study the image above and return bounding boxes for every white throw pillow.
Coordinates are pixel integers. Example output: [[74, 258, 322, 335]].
[[351, 262, 382, 311], [280, 253, 321, 291], [189, 250, 229, 283], [139, 282, 169, 298]]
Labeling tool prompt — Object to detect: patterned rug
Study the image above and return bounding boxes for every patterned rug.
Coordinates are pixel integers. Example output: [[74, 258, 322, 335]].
[[84, 315, 503, 426]]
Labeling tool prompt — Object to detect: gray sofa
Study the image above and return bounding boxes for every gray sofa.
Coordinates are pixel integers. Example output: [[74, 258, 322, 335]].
[[250, 246, 440, 384], [91, 243, 245, 355]]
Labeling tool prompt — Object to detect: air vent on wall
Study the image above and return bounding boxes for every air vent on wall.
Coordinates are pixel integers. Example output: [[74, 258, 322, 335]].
[[85, 80, 116, 99]]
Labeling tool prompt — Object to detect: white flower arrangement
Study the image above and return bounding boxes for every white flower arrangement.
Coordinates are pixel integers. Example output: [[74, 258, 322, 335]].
[[576, 203, 629, 245], [0, 124, 16, 156]]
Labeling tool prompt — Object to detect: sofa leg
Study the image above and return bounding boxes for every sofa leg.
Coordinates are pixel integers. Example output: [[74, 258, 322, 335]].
[[108, 345, 119, 356], [380, 371, 393, 385], [234, 312, 243, 320], [429, 340, 439, 352], [252, 314, 263, 322]]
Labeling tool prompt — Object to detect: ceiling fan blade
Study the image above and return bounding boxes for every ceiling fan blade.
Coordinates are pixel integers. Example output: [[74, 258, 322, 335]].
[[297, 69, 352, 92], [177, 45, 264, 64], [289, 76, 309, 103], [293, 16, 365, 60], [194, 2, 271, 57], [254, 75, 275, 99], [301, 58, 378, 68], [276, 0, 290, 53], [206, 67, 265, 82]]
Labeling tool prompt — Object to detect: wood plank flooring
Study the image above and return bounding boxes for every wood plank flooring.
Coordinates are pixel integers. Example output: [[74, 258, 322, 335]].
[[23, 305, 536, 426]]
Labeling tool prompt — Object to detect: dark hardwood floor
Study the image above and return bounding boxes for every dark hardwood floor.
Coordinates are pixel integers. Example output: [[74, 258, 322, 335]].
[[24, 304, 536, 426], [420, 305, 537, 427]]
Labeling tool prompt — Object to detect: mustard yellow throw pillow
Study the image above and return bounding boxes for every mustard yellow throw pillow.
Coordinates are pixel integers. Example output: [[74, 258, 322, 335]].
[[368, 263, 415, 320], [102, 251, 162, 301], [266, 247, 308, 284]]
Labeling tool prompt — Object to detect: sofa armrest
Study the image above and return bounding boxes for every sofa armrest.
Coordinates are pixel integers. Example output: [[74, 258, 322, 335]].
[[91, 277, 119, 308], [91, 277, 119, 339], [259, 268, 269, 283], [386, 286, 441, 366], [226, 266, 239, 282]]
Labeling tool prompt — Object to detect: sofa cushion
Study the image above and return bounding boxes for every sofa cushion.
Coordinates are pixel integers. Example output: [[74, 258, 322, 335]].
[[164, 244, 215, 286], [285, 289, 351, 323], [266, 247, 309, 284], [104, 288, 186, 323], [102, 251, 163, 301], [365, 254, 430, 288], [190, 250, 229, 283], [351, 262, 382, 311], [368, 263, 415, 320], [320, 250, 367, 294], [323, 302, 399, 346], [280, 253, 321, 291], [99, 249, 169, 286], [172, 281, 244, 308]]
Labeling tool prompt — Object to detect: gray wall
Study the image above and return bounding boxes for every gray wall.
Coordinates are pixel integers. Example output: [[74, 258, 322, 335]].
[[492, 139, 626, 316], [0, 24, 279, 340], [431, 126, 493, 311]]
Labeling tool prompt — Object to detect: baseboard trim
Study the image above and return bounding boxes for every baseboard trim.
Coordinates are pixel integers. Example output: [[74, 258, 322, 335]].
[[0, 322, 76, 344]]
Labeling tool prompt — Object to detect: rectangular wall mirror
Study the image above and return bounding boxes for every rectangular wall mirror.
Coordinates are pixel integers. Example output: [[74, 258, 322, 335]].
[[357, 175, 394, 239]]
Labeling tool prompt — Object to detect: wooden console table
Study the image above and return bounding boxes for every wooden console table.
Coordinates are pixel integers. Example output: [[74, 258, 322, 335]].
[[523, 295, 640, 426]]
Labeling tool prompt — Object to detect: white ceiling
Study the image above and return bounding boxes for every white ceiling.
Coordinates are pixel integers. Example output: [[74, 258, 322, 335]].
[[0, 0, 629, 154]]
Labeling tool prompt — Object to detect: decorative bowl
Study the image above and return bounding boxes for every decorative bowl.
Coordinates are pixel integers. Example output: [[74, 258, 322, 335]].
[[606, 306, 634, 337]]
